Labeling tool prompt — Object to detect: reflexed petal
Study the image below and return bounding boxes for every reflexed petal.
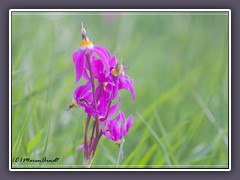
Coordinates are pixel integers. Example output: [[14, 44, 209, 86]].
[[92, 58, 104, 78], [103, 111, 132, 142], [108, 96, 121, 117], [97, 90, 111, 116], [119, 110, 125, 133], [83, 68, 90, 80], [106, 76, 119, 99], [107, 120, 113, 132], [128, 79, 136, 100], [112, 121, 120, 141], [124, 115, 133, 136], [82, 104, 98, 115], [109, 52, 117, 68], [91, 48, 110, 76], [82, 92, 93, 102], [74, 81, 91, 100], [119, 75, 135, 100], [73, 49, 87, 83], [97, 99, 109, 117], [114, 111, 121, 122], [102, 120, 113, 139], [94, 45, 111, 61], [99, 95, 121, 121], [118, 75, 127, 88], [113, 86, 119, 100]]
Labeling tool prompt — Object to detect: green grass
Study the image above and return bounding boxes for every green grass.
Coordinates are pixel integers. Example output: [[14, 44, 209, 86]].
[[11, 11, 229, 168]]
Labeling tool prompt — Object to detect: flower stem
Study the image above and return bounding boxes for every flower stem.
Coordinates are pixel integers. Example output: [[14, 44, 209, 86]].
[[83, 155, 94, 168], [84, 50, 100, 168], [84, 114, 91, 159], [116, 137, 124, 168], [86, 51, 99, 136], [86, 51, 97, 110]]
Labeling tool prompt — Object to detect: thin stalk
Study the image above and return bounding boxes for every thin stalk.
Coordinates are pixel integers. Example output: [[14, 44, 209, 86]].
[[86, 51, 97, 109], [86, 51, 99, 136], [89, 84, 103, 151], [103, 101, 112, 120], [115, 81, 124, 167], [116, 137, 124, 168], [89, 121, 96, 149], [84, 114, 91, 159], [91, 92, 113, 155], [83, 155, 94, 168], [83, 50, 100, 168], [91, 130, 104, 156]]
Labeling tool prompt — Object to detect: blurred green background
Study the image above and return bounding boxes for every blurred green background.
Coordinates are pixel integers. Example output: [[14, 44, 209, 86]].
[[11, 11, 229, 168]]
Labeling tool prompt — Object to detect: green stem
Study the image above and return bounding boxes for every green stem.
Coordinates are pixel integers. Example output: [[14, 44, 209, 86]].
[[83, 155, 94, 168], [116, 137, 124, 168]]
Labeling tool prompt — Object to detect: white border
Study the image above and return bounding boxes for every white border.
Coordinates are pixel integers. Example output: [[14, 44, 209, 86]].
[[10, 9, 230, 11], [9, 9, 231, 171], [228, 9, 231, 171]]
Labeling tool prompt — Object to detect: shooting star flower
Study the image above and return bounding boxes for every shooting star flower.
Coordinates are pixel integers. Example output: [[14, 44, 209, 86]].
[[73, 23, 111, 83], [102, 110, 133, 146]]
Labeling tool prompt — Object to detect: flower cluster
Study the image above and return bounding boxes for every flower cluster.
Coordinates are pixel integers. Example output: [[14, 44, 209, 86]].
[[68, 24, 135, 167]]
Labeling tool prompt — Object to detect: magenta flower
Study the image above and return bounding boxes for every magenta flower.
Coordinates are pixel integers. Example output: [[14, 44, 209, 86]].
[[69, 82, 120, 118], [87, 53, 136, 101], [68, 24, 135, 167], [73, 26, 111, 84], [96, 91, 121, 121], [112, 72, 135, 100], [68, 81, 97, 115], [83, 53, 116, 85], [102, 110, 133, 145]]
